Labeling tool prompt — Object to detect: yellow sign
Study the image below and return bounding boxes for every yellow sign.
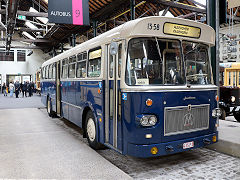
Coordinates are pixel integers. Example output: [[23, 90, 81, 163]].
[[163, 23, 201, 38], [89, 49, 102, 59], [228, 0, 240, 9]]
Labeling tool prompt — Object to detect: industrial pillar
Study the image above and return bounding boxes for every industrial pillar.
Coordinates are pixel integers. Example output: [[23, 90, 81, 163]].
[[60, 43, 64, 53], [93, 20, 97, 37], [130, 0, 135, 20], [207, 0, 219, 86], [72, 34, 76, 47]]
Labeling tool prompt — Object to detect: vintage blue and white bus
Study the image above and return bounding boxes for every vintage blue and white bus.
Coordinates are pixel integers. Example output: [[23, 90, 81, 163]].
[[41, 16, 220, 158]]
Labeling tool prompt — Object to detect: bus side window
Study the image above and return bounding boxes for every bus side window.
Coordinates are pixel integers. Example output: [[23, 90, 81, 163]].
[[233, 71, 236, 86], [77, 51, 87, 78], [49, 64, 53, 79], [77, 60, 86, 78], [88, 47, 102, 77], [42, 67, 45, 79], [228, 72, 231, 86], [118, 44, 122, 78], [69, 56, 76, 78], [52, 64, 56, 79], [239, 72, 240, 86], [45, 65, 49, 79], [62, 59, 68, 79]]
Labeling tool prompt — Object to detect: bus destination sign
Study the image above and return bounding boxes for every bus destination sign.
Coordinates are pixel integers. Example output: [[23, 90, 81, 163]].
[[163, 23, 201, 38]]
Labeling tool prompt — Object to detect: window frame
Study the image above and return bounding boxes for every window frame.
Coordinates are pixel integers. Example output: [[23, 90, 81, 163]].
[[76, 51, 87, 78], [87, 47, 102, 78]]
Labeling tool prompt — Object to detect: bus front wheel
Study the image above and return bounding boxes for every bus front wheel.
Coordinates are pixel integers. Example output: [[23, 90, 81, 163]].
[[85, 111, 103, 150], [233, 110, 240, 122]]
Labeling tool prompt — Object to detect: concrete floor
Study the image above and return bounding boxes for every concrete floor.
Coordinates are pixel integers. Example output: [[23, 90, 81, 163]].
[[0, 108, 131, 179], [0, 93, 44, 109], [208, 117, 240, 158]]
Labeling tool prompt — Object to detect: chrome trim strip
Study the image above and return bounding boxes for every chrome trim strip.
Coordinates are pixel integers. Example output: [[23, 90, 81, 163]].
[[61, 101, 82, 109], [121, 85, 217, 92], [122, 88, 217, 92], [60, 78, 103, 82], [41, 79, 55, 82], [165, 127, 209, 136]]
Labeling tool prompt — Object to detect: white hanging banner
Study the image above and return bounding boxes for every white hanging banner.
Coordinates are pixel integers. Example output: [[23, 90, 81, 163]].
[[228, 0, 240, 9]]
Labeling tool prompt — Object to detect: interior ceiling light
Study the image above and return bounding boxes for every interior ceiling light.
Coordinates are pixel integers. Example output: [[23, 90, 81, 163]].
[[22, 31, 35, 40], [42, 0, 48, 4], [29, 7, 49, 24]]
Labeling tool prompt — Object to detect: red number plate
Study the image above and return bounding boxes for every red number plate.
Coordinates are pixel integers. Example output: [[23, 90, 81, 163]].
[[183, 141, 194, 149]]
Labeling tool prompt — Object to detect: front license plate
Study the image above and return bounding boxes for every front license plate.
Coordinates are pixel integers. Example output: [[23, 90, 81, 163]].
[[183, 141, 194, 149]]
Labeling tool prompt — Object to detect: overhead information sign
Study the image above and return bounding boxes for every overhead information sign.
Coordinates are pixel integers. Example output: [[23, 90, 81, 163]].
[[48, 0, 89, 25], [163, 23, 201, 38]]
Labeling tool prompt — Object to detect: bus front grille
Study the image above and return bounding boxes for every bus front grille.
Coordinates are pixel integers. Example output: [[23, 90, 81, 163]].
[[164, 104, 209, 136]]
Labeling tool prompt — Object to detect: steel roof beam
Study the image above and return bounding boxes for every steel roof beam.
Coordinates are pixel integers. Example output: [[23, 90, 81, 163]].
[[0, 9, 48, 17], [1, 38, 51, 43], [187, 0, 206, 9], [0, 45, 48, 49], [6, 0, 20, 52], [149, 0, 205, 13], [0, 27, 45, 32]]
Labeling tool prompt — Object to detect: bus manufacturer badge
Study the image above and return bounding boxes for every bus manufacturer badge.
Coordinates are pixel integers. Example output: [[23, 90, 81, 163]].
[[122, 93, 127, 101], [183, 113, 194, 127], [99, 82, 102, 88]]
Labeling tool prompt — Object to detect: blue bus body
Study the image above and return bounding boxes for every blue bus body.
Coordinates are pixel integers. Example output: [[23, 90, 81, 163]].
[[41, 17, 219, 158]]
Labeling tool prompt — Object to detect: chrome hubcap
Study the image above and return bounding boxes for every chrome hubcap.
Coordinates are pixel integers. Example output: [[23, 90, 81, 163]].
[[87, 118, 96, 142]]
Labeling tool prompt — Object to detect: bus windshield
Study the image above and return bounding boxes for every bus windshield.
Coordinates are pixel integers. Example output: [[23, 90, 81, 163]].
[[125, 38, 212, 86], [183, 41, 212, 85], [125, 38, 185, 86]]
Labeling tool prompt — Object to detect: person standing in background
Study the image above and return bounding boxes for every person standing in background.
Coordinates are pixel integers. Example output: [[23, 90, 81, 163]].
[[14, 81, 20, 98], [26, 81, 30, 97], [9, 81, 14, 97], [28, 81, 33, 97], [2, 83, 7, 96], [22, 81, 27, 97]]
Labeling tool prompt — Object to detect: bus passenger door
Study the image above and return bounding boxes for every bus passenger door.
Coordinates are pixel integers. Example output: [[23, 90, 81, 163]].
[[105, 42, 123, 151], [56, 61, 61, 116]]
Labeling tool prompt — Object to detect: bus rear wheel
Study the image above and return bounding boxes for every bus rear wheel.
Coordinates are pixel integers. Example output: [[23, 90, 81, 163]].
[[47, 98, 54, 117], [85, 111, 104, 150], [233, 110, 240, 122]]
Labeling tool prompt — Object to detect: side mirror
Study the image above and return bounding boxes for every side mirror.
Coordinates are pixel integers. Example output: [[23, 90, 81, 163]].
[[110, 42, 118, 56]]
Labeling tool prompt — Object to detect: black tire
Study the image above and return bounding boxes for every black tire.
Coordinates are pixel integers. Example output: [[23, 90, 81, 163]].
[[85, 111, 104, 150], [47, 98, 54, 117], [220, 108, 226, 120], [233, 111, 240, 122]]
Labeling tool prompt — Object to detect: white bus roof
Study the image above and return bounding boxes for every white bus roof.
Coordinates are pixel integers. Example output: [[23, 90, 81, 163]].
[[42, 16, 215, 67]]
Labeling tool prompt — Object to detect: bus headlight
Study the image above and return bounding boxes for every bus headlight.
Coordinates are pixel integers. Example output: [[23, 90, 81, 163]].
[[138, 115, 158, 127], [231, 96, 236, 102], [212, 108, 221, 118], [149, 116, 157, 125]]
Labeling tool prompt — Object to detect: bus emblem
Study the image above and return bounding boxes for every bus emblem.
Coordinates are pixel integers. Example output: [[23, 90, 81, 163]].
[[122, 93, 127, 101], [183, 113, 194, 127]]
